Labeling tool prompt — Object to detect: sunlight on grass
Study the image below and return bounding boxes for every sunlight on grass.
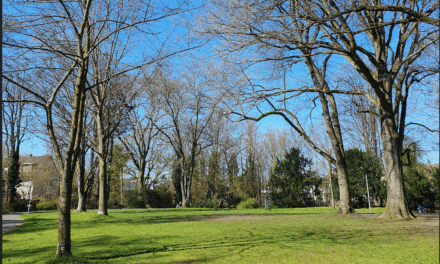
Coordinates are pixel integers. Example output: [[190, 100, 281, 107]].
[[2, 207, 438, 263]]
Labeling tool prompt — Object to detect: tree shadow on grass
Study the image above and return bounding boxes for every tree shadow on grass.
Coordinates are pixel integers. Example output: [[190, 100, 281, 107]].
[[70, 223, 366, 263], [2, 244, 55, 264], [11, 216, 58, 234]]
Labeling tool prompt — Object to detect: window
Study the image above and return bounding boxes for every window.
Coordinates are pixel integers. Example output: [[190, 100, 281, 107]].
[[22, 164, 33, 172]]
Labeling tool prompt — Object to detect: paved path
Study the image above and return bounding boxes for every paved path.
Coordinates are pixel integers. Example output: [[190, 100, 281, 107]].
[[2, 212, 25, 234]]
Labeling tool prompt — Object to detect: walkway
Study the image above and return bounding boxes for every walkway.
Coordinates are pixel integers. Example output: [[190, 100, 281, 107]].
[[2, 212, 25, 234]]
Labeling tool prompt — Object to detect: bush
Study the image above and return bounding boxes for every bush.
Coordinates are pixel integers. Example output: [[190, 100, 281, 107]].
[[236, 198, 259, 209], [123, 190, 145, 208], [36, 199, 58, 210], [123, 188, 174, 209], [190, 198, 220, 209], [12, 199, 32, 212]]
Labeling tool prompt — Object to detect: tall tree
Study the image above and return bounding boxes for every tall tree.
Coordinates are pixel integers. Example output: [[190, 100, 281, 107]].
[[3, 0, 197, 257], [2, 81, 29, 205], [154, 61, 223, 207], [202, 0, 439, 218], [270, 147, 321, 208], [202, 1, 355, 213], [344, 149, 387, 208], [119, 89, 168, 191]]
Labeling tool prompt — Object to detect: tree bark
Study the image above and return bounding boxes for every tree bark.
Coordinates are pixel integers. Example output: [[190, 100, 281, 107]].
[[379, 106, 414, 219], [56, 66, 87, 257], [75, 145, 87, 212], [97, 113, 108, 215]]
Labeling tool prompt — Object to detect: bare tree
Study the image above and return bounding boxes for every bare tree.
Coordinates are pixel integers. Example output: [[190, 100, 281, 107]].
[[118, 89, 169, 190], [3, 0, 199, 257], [202, 1, 356, 213], [202, 0, 439, 218], [154, 62, 223, 207], [2, 81, 30, 205]]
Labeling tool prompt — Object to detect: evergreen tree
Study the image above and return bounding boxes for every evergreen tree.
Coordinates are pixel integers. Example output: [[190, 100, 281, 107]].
[[171, 160, 182, 205], [344, 149, 387, 208], [269, 148, 321, 208], [7, 149, 21, 204]]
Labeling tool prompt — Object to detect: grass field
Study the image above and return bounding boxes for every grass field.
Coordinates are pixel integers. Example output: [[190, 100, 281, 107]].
[[2, 207, 438, 263]]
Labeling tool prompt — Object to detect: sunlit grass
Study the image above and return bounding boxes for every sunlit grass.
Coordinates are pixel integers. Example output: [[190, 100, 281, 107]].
[[2, 207, 438, 263]]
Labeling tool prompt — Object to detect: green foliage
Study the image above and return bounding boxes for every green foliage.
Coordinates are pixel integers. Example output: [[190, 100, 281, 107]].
[[171, 159, 183, 204], [123, 189, 145, 208], [190, 198, 220, 209], [430, 169, 439, 208], [344, 149, 387, 208], [123, 188, 174, 209], [401, 141, 422, 167], [269, 148, 321, 208], [7, 150, 21, 202], [36, 199, 58, 210], [236, 198, 259, 209], [108, 143, 131, 203], [240, 154, 259, 199], [403, 168, 437, 210]]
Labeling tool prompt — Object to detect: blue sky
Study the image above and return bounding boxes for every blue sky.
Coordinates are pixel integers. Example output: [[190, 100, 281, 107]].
[[6, 0, 439, 167]]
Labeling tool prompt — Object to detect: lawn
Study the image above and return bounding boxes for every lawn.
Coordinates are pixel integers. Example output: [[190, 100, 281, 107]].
[[2, 207, 438, 263]]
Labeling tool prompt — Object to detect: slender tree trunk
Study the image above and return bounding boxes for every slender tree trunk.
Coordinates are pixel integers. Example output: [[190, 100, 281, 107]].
[[328, 162, 335, 210], [97, 114, 108, 215], [317, 91, 355, 214], [75, 147, 87, 212], [56, 69, 87, 257], [121, 166, 123, 204], [303, 53, 354, 214]]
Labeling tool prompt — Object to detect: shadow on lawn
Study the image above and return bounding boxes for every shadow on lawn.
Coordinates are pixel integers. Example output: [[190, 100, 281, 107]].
[[74, 222, 360, 262], [10, 216, 58, 234]]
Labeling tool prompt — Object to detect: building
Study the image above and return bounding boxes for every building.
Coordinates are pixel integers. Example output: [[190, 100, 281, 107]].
[[17, 155, 60, 200]]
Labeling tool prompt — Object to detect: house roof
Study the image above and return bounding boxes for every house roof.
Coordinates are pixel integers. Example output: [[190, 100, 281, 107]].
[[20, 155, 56, 166]]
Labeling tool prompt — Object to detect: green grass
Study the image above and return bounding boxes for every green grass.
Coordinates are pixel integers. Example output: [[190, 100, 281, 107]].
[[2, 207, 438, 263]]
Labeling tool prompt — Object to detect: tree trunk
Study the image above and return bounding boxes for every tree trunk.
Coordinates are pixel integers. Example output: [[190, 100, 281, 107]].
[[97, 115, 108, 215], [379, 110, 414, 219], [56, 168, 73, 257], [75, 149, 87, 212], [98, 155, 108, 215], [180, 159, 193, 208], [317, 91, 355, 214], [56, 66, 87, 257], [328, 162, 335, 210], [303, 54, 355, 214]]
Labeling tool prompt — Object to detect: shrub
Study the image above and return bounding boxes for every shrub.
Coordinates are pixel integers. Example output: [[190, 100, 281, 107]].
[[236, 198, 259, 209], [153, 186, 174, 208], [36, 199, 58, 210], [190, 198, 220, 209], [123, 189, 145, 208], [123, 188, 174, 209]]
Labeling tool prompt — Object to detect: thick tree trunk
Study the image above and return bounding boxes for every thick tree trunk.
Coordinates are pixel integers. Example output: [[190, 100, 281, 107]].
[[380, 113, 414, 219], [180, 160, 193, 208], [56, 169, 73, 257], [138, 164, 146, 190]]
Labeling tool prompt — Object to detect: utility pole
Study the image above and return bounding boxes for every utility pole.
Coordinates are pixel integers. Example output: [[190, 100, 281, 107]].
[[365, 169, 371, 213]]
